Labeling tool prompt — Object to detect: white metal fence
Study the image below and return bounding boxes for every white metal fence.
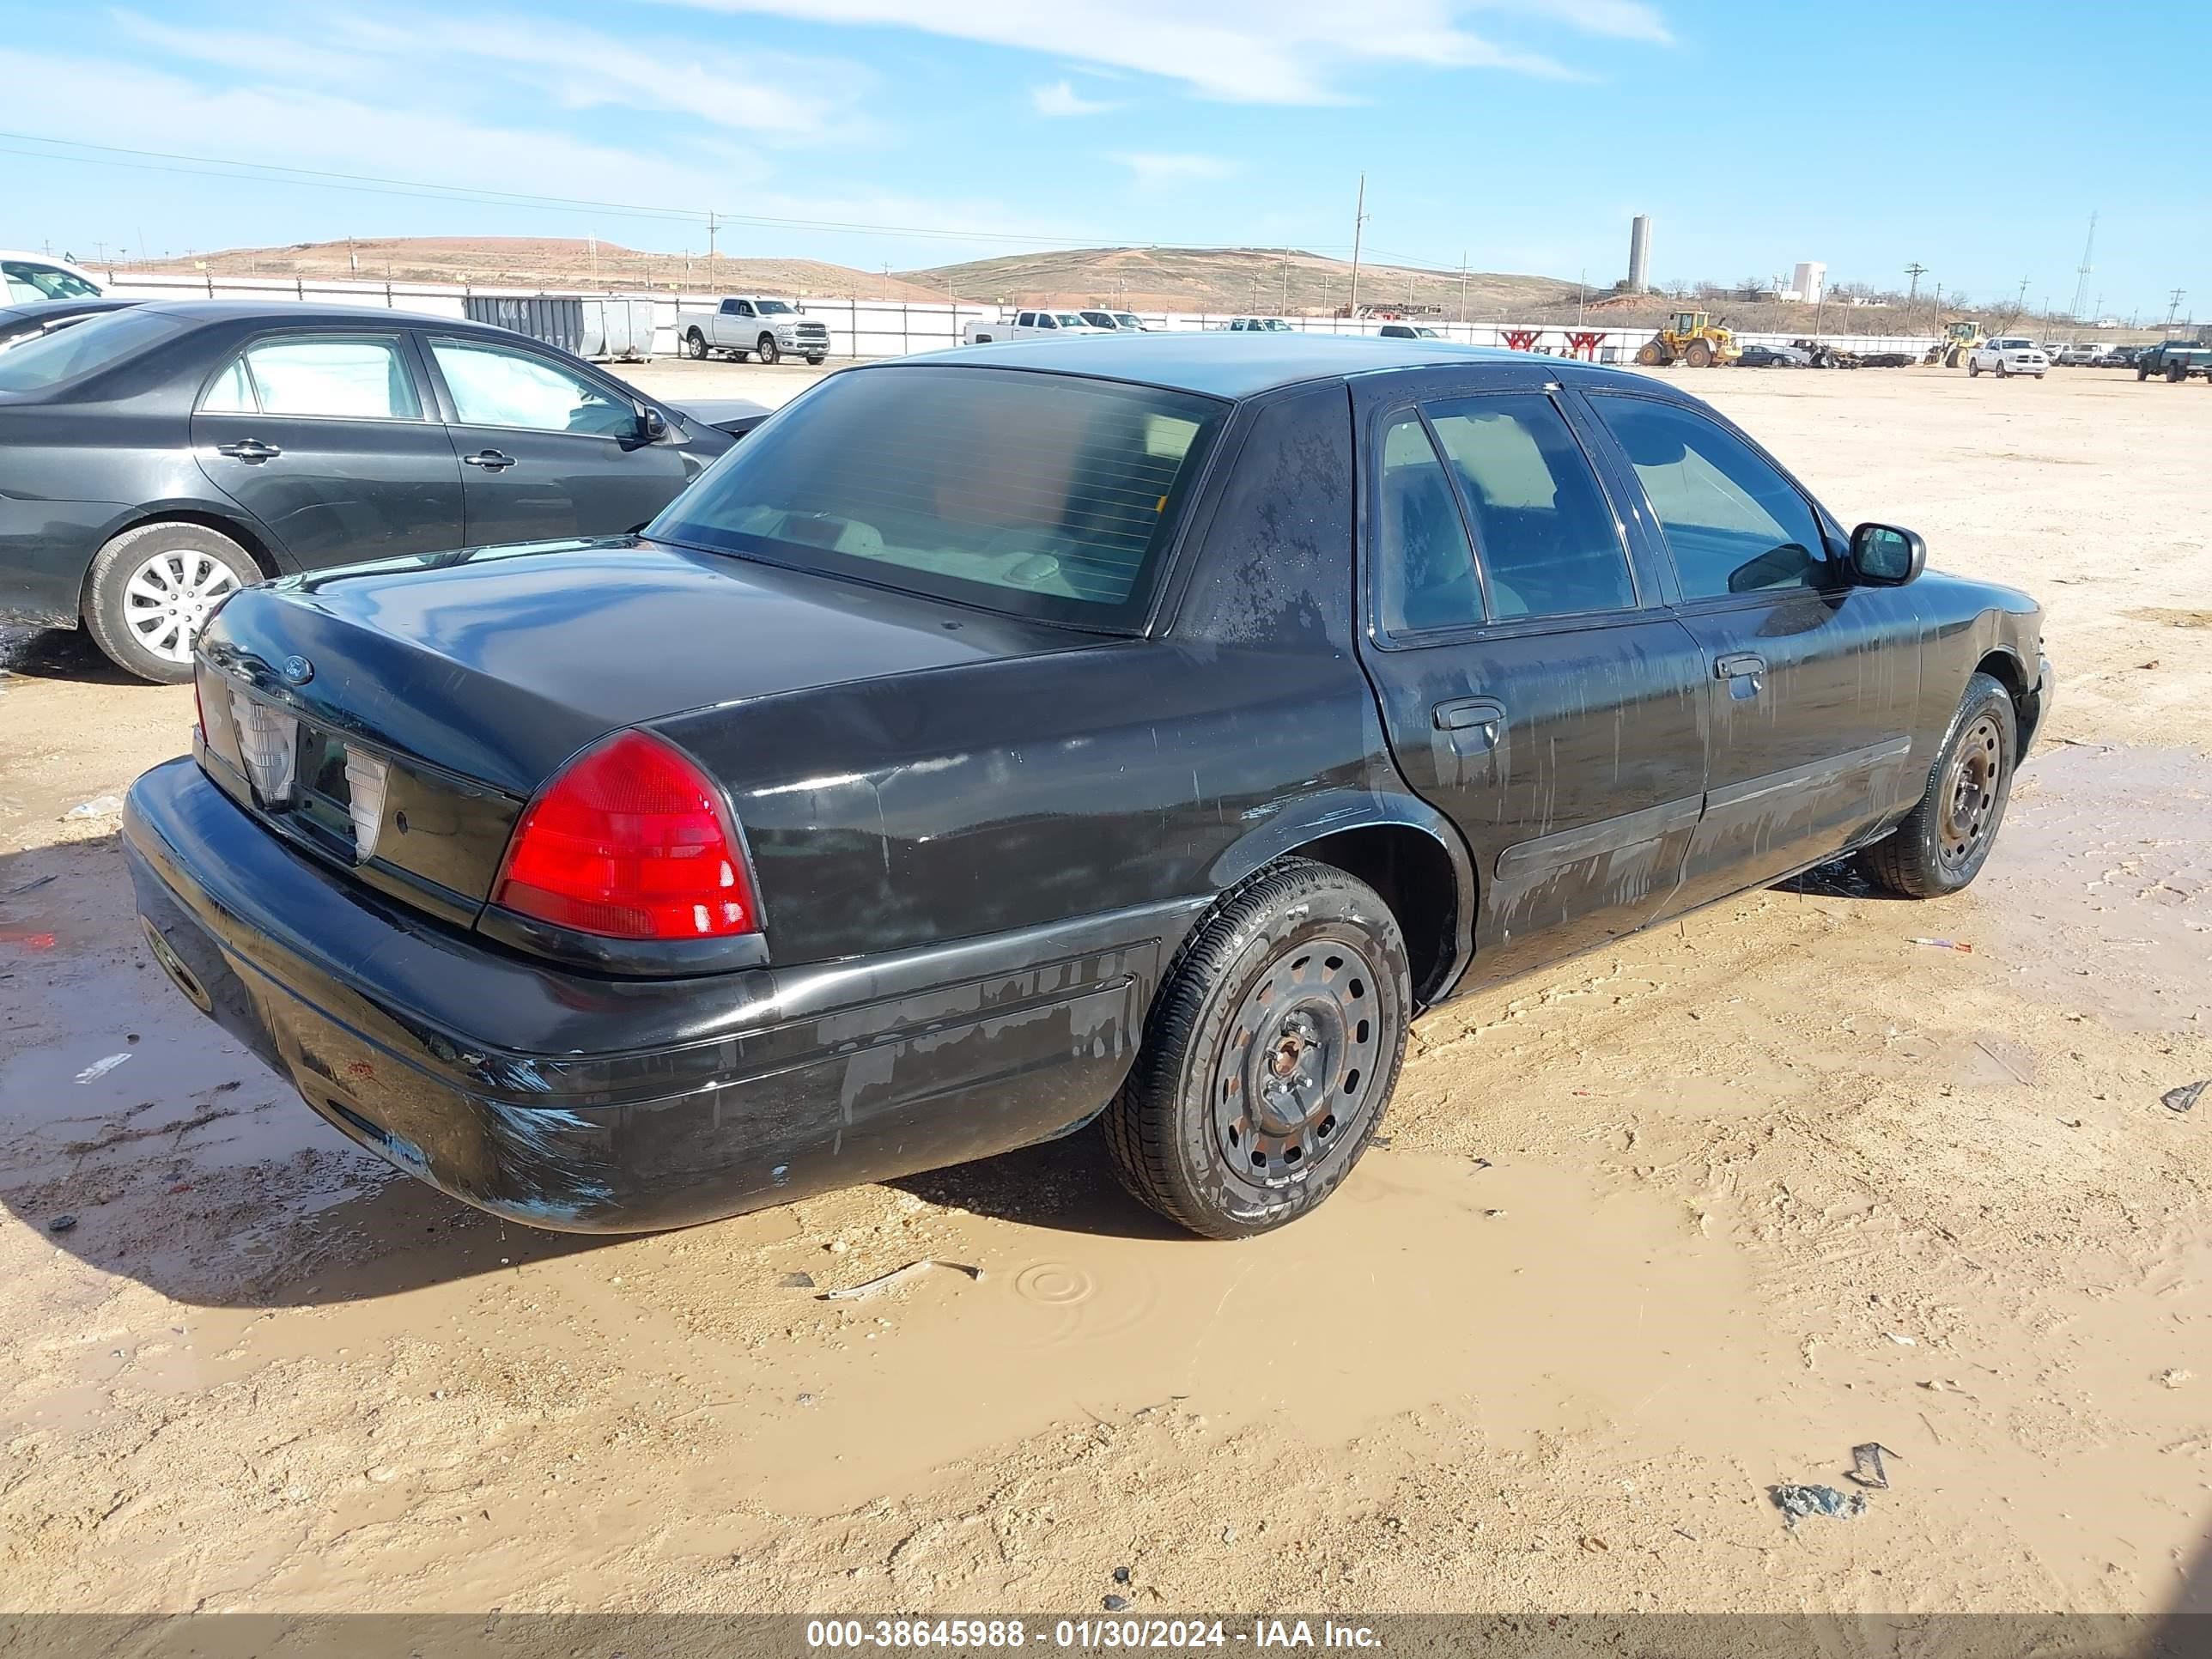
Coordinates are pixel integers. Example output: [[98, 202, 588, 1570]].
[[101, 270, 1944, 362]]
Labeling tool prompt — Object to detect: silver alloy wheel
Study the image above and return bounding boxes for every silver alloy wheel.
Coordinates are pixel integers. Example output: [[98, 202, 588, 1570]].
[[122, 548, 240, 664]]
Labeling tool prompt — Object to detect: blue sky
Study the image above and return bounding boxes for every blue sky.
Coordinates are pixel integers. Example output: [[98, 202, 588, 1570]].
[[3, 0, 2204, 319]]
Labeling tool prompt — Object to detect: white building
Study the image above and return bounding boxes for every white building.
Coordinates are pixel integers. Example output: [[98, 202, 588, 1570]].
[[1790, 261, 1826, 306]]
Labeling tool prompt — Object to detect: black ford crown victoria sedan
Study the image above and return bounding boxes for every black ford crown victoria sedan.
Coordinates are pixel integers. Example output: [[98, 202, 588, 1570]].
[[125, 335, 2051, 1239], [0, 301, 765, 683]]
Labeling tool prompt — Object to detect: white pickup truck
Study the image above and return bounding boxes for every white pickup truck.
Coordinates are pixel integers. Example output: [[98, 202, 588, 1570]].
[[959, 309, 1110, 346], [679, 296, 831, 365]]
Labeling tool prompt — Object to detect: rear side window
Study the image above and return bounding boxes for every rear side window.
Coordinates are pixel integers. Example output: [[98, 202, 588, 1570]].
[[0, 308, 187, 393], [649, 365, 1227, 628], [1426, 394, 1635, 619], [1589, 396, 1828, 599], [1376, 413, 1480, 633], [216, 336, 422, 420]]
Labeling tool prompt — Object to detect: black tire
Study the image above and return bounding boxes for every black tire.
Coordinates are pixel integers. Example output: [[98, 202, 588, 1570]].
[[805, 355, 825, 366], [2167, 362, 2188, 383], [1102, 858, 1410, 1239], [685, 329, 708, 361], [732, 349, 750, 362], [83, 521, 259, 684], [1857, 672, 2017, 898], [1968, 361, 1981, 377], [756, 333, 781, 365], [2138, 363, 2151, 380]]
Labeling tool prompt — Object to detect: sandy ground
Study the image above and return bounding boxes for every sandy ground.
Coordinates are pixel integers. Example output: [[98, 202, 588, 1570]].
[[2, 363, 2209, 1617]]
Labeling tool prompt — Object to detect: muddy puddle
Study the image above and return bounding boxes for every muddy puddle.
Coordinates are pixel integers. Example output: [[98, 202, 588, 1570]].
[[1967, 744, 2212, 1029]]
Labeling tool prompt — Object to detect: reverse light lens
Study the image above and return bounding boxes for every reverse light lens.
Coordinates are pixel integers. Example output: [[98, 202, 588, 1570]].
[[493, 730, 757, 941], [230, 693, 298, 805], [343, 747, 390, 862]]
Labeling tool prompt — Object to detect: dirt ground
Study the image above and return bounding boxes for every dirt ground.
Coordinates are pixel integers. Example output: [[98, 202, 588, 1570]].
[[2, 363, 2208, 1617]]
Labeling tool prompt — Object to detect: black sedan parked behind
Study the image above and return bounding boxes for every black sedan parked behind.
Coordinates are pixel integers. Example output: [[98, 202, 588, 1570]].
[[0, 301, 765, 682], [125, 335, 2051, 1240]]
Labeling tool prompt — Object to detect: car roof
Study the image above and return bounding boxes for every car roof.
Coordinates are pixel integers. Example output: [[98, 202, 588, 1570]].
[[888, 331, 1644, 401], [0, 296, 137, 324], [131, 299, 491, 329]]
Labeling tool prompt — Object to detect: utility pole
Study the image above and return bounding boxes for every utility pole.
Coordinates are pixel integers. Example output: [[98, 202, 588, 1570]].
[[707, 211, 719, 260], [1347, 173, 1367, 323], [1280, 252, 1289, 314], [1459, 252, 1468, 325], [1904, 260, 1925, 331], [2168, 289, 2186, 327], [2069, 211, 2096, 321]]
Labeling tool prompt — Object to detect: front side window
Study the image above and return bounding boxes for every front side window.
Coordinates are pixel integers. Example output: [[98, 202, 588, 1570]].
[[649, 366, 1226, 629], [1426, 394, 1636, 620], [1376, 412, 1481, 634], [1017, 312, 1037, 327], [224, 335, 422, 420], [756, 300, 793, 314], [1590, 395, 1829, 599], [3, 260, 100, 301], [730, 301, 756, 317], [429, 338, 633, 438]]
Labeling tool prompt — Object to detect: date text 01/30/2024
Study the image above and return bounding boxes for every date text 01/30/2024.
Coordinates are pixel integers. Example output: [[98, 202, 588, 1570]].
[[804, 1620, 1382, 1650]]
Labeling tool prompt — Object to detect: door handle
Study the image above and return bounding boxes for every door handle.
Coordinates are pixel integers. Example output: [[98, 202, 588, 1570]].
[[216, 439, 281, 463], [462, 449, 518, 471], [1433, 697, 1505, 750], [1713, 653, 1767, 679]]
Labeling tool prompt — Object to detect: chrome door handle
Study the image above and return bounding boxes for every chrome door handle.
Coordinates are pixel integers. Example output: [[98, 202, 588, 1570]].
[[216, 439, 281, 463], [462, 450, 518, 471], [1714, 653, 1767, 679], [1433, 697, 1505, 750]]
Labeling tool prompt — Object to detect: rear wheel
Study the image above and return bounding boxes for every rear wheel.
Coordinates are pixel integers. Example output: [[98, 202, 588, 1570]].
[[83, 521, 258, 684], [1102, 859, 1410, 1239], [1685, 339, 1713, 368], [685, 329, 708, 361], [1858, 672, 2016, 898], [2168, 362, 2188, 383], [756, 333, 781, 365]]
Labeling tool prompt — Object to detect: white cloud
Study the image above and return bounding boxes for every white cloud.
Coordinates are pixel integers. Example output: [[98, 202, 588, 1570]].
[[643, 0, 1668, 101], [1112, 152, 1238, 186], [1031, 79, 1118, 117]]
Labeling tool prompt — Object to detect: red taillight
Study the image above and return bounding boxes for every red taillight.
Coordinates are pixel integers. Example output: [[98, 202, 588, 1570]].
[[493, 730, 757, 941]]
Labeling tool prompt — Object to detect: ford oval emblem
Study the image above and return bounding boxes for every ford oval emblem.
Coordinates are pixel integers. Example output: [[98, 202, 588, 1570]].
[[280, 654, 314, 685]]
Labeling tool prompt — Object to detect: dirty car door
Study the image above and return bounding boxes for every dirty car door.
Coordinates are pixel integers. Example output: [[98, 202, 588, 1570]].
[[1582, 391, 1921, 907], [1354, 386, 1709, 988]]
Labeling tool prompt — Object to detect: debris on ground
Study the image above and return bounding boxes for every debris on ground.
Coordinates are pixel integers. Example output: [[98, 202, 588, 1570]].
[[62, 795, 124, 820], [2161, 1080, 2206, 1115], [778, 1272, 817, 1290], [1112, 1566, 1131, 1584], [0, 873, 56, 900], [819, 1260, 985, 1302], [73, 1053, 132, 1083], [1770, 1484, 1869, 1529], [1884, 1332, 1917, 1346], [1849, 1443, 1897, 1489], [46, 1215, 77, 1234], [1908, 937, 1974, 953], [2160, 1369, 2194, 1389], [1102, 1596, 1129, 1612]]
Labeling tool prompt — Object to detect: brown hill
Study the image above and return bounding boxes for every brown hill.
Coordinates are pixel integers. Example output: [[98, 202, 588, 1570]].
[[118, 237, 950, 301], [895, 245, 1581, 318]]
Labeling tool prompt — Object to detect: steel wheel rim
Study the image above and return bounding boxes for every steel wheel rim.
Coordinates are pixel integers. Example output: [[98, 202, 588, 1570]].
[[1215, 933, 1383, 1185], [1939, 714, 2004, 868], [123, 550, 239, 664]]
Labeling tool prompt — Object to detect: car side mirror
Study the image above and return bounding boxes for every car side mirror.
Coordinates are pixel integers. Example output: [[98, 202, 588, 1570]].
[[635, 403, 668, 444], [1850, 522, 1924, 586]]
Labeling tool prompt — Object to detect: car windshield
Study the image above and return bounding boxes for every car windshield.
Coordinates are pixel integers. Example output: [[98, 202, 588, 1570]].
[[649, 366, 1229, 629], [755, 300, 793, 314], [0, 307, 187, 393], [2, 260, 99, 301]]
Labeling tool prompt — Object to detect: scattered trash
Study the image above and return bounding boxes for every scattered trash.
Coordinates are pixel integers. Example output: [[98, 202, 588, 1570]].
[[1102, 1596, 1129, 1613], [166, 1182, 191, 1196], [0, 873, 56, 900], [1112, 1566, 1131, 1584], [1470, 1156, 1493, 1170], [46, 1213, 80, 1234], [1770, 1484, 1868, 1529], [1908, 937, 1974, 953], [1848, 1443, 1897, 1489], [2160, 1369, 2194, 1389], [1884, 1332, 1917, 1346], [1579, 1536, 1608, 1553], [62, 795, 124, 821], [1369, 1135, 1394, 1149], [2162, 1081, 2206, 1115], [1483, 1208, 1508, 1218], [74, 1053, 132, 1084], [819, 1260, 985, 1303], [778, 1271, 817, 1290]]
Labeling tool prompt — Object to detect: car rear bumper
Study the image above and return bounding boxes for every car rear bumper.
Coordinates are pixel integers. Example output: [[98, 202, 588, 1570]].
[[0, 496, 123, 626], [125, 757, 1195, 1233]]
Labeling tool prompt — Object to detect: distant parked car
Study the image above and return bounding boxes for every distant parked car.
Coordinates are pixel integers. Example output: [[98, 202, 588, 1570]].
[[2106, 344, 2140, 369], [1079, 310, 1157, 332], [1966, 337, 2049, 379], [959, 310, 1110, 345], [0, 296, 137, 352], [0, 252, 104, 302], [1225, 317, 1295, 331], [678, 295, 830, 365], [0, 302, 765, 682], [1738, 343, 1812, 368], [1377, 323, 1443, 340], [2134, 340, 2212, 382]]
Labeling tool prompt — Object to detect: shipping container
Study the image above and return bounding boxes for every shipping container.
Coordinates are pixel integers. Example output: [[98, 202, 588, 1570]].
[[461, 295, 656, 362]]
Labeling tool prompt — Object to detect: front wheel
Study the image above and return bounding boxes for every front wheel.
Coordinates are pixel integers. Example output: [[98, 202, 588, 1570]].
[[83, 521, 258, 684], [1102, 858, 1410, 1239], [756, 333, 781, 365], [1968, 361, 1981, 377], [1996, 361, 2008, 378], [2138, 364, 2152, 380], [1857, 672, 2017, 898], [685, 329, 708, 361]]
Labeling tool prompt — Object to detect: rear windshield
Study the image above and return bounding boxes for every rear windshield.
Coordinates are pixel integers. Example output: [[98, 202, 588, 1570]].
[[0, 308, 188, 393], [649, 366, 1229, 628]]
